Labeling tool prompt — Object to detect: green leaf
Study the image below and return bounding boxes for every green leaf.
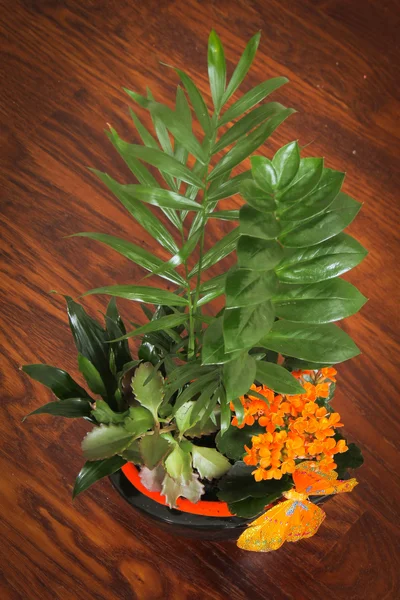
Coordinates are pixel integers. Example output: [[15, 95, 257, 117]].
[[272, 140, 300, 189], [240, 180, 276, 214], [140, 432, 171, 470], [92, 170, 179, 255], [91, 400, 128, 424], [261, 321, 361, 363], [202, 318, 242, 365], [172, 372, 219, 414], [189, 228, 240, 278], [280, 192, 362, 248], [82, 425, 134, 460], [239, 204, 281, 240], [175, 401, 198, 435], [251, 156, 277, 195], [209, 209, 239, 221], [213, 103, 285, 154], [78, 354, 107, 397], [278, 168, 345, 222], [210, 108, 295, 181], [255, 361, 305, 394], [25, 398, 92, 420], [83, 285, 188, 306], [164, 443, 192, 483], [208, 30, 226, 112], [131, 362, 164, 422], [225, 268, 278, 308], [208, 171, 252, 203], [217, 461, 292, 502], [112, 184, 201, 211], [189, 381, 219, 425], [219, 77, 289, 126], [231, 396, 245, 426], [105, 298, 133, 373], [171, 67, 212, 136], [334, 442, 364, 478], [123, 406, 154, 436], [275, 233, 368, 284], [223, 301, 275, 352], [102, 145, 205, 189], [192, 446, 231, 480], [237, 236, 284, 271], [223, 353, 256, 402], [273, 279, 367, 324], [21, 364, 90, 400], [117, 313, 188, 341], [222, 32, 261, 104], [121, 439, 142, 463], [161, 472, 204, 508], [216, 424, 264, 461], [70, 233, 186, 287], [278, 157, 324, 203], [228, 496, 270, 518], [73, 456, 126, 498]]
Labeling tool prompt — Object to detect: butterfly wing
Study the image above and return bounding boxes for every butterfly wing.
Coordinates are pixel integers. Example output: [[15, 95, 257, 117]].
[[293, 461, 358, 496], [237, 499, 325, 552]]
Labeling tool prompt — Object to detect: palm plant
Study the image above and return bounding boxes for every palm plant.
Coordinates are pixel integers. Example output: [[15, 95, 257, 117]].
[[23, 31, 365, 516]]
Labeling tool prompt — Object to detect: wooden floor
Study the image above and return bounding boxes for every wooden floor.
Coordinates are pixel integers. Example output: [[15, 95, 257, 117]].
[[1, 1, 399, 598]]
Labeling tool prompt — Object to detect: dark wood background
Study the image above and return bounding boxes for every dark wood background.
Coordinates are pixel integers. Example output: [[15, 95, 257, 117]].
[[1, 1, 399, 598]]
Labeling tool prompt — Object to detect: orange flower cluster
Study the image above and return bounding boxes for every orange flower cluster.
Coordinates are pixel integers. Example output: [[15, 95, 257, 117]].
[[231, 368, 348, 481]]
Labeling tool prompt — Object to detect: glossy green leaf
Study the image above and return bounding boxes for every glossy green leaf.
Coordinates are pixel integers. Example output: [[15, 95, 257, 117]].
[[111, 184, 201, 211], [231, 396, 245, 426], [237, 236, 284, 271], [209, 210, 239, 221], [189, 380, 219, 425], [272, 140, 300, 189], [172, 371, 219, 413], [278, 168, 345, 222], [275, 233, 368, 284], [273, 279, 367, 324], [219, 77, 289, 126], [189, 228, 240, 278], [131, 362, 164, 422], [223, 301, 275, 352], [174, 86, 191, 185], [240, 179, 276, 212], [222, 32, 261, 104], [24, 398, 92, 420], [82, 425, 134, 460], [202, 318, 243, 365], [70, 234, 185, 286], [208, 30, 226, 112], [255, 361, 305, 394], [78, 354, 107, 397], [83, 285, 188, 306], [73, 456, 126, 498], [118, 313, 188, 341], [21, 364, 90, 400], [261, 321, 361, 363], [278, 157, 324, 203], [92, 170, 179, 255], [210, 108, 295, 181], [216, 424, 264, 461], [192, 446, 230, 480], [280, 192, 362, 248], [251, 156, 277, 195], [105, 298, 132, 374], [225, 268, 278, 308], [128, 108, 159, 149], [175, 401, 198, 435], [228, 496, 271, 518], [213, 103, 285, 154], [171, 67, 212, 136], [223, 353, 256, 402], [217, 461, 292, 502], [334, 442, 364, 478], [239, 204, 281, 240], [140, 432, 171, 470], [208, 171, 252, 202], [198, 273, 227, 306]]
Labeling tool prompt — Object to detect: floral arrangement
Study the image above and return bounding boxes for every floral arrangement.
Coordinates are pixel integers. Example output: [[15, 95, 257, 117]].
[[23, 30, 366, 552]]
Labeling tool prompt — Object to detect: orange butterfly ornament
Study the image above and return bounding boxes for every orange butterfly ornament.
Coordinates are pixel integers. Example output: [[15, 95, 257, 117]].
[[237, 461, 358, 552]]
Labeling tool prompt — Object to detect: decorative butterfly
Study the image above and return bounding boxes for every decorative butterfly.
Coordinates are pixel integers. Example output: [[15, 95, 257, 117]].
[[237, 461, 358, 552]]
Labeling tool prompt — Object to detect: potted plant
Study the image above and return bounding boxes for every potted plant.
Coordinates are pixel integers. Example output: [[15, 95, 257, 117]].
[[23, 30, 366, 551]]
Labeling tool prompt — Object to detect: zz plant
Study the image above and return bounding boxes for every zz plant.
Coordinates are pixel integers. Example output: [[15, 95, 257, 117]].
[[23, 31, 366, 515]]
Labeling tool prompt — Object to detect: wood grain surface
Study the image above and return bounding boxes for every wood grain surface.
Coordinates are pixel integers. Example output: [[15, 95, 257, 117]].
[[1, 1, 399, 598]]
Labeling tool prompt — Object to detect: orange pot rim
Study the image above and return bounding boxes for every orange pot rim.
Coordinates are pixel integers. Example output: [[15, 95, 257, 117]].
[[122, 463, 234, 517]]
